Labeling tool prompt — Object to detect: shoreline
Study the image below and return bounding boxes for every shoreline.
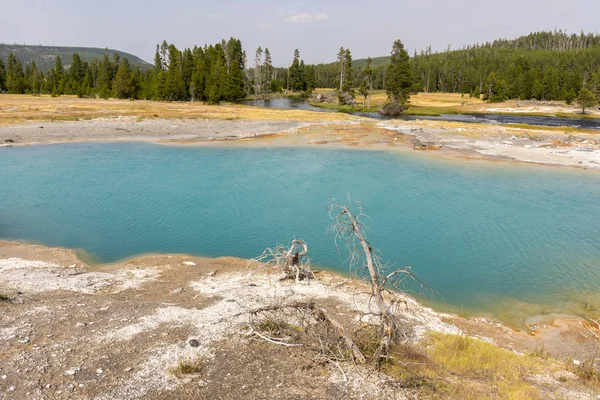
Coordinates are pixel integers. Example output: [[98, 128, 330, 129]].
[[1, 116, 599, 171], [0, 238, 596, 336], [1, 243, 598, 397]]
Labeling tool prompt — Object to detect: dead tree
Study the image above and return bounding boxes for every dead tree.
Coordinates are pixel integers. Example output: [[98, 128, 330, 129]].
[[328, 199, 422, 366], [252, 239, 314, 282]]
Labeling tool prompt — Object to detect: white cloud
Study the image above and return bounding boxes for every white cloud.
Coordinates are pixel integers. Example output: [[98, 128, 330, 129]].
[[285, 12, 329, 24]]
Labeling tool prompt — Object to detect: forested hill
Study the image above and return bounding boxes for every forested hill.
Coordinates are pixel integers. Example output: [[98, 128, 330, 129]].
[[308, 30, 600, 103], [0, 44, 151, 72], [412, 30, 600, 101]]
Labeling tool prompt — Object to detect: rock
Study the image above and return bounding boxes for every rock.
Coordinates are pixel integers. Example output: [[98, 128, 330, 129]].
[[65, 367, 80, 376], [1, 375, 6, 380], [414, 141, 428, 150], [170, 287, 184, 294], [76, 322, 87, 327], [188, 339, 200, 347], [124, 367, 132, 372], [96, 368, 103, 375], [19, 337, 30, 343], [413, 140, 443, 151], [9, 386, 15, 391]]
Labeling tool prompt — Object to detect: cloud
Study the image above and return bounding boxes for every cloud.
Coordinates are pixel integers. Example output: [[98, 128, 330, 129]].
[[285, 12, 329, 24]]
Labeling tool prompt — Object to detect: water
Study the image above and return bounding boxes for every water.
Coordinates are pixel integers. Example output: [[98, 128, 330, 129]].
[[2, 143, 600, 324], [241, 98, 600, 130]]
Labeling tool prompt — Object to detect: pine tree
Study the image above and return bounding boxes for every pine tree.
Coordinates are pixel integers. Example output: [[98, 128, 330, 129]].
[[254, 47, 263, 96], [385, 40, 413, 106], [359, 57, 373, 107], [224, 39, 246, 101], [207, 57, 223, 104], [263, 48, 273, 94], [0, 59, 6, 92], [577, 87, 598, 113], [6, 53, 25, 94], [483, 72, 509, 102], [542, 67, 560, 100], [97, 53, 113, 99], [337, 48, 354, 105], [69, 53, 85, 96], [343, 49, 353, 92], [226, 60, 245, 100], [52, 56, 64, 96], [289, 49, 303, 92], [165, 44, 187, 101], [190, 55, 206, 101], [181, 49, 194, 97], [532, 79, 544, 100], [25, 61, 40, 95], [565, 88, 577, 105], [113, 59, 134, 99], [152, 44, 166, 100], [305, 65, 316, 94], [81, 69, 94, 98]]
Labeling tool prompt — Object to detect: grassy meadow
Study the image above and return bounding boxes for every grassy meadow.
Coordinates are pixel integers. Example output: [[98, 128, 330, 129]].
[[0, 94, 357, 126]]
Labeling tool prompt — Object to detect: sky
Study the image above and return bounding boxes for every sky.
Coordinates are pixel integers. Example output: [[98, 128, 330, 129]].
[[0, 0, 598, 66]]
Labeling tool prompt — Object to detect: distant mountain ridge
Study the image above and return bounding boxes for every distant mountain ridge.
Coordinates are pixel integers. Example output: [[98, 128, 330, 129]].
[[348, 30, 600, 67], [0, 44, 152, 72]]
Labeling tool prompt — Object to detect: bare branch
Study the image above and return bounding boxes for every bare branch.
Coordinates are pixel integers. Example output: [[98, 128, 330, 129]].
[[250, 239, 314, 282]]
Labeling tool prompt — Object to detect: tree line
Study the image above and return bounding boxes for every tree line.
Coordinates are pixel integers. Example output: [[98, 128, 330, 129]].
[[1, 30, 600, 107], [292, 30, 600, 106], [412, 30, 600, 103], [0, 38, 249, 103]]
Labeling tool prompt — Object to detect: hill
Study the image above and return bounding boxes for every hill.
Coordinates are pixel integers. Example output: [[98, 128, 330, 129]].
[[0, 44, 152, 72], [351, 55, 389, 68]]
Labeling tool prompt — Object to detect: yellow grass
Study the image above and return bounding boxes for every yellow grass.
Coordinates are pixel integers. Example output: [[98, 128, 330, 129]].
[[383, 333, 565, 399], [313, 89, 600, 118], [0, 94, 357, 125], [314, 89, 484, 108]]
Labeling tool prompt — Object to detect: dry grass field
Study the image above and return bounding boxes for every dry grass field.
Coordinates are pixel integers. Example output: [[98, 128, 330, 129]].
[[1, 92, 598, 128], [312, 89, 600, 117], [0, 95, 357, 126]]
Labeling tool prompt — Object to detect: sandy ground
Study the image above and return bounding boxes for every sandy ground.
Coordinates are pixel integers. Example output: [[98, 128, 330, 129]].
[[0, 117, 316, 146], [0, 241, 599, 399], [1, 116, 599, 170], [378, 120, 600, 170]]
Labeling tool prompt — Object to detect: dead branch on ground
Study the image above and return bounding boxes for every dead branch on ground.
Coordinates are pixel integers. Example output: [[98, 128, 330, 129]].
[[245, 301, 367, 364], [251, 239, 314, 282]]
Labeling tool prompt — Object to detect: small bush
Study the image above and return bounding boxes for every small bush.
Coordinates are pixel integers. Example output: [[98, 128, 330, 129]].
[[569, 359, 600, 386], [529, 346, 550, 360], [0, 292, 13, 303], [378, 102, 407, 116], [171, 359, 202, 377]]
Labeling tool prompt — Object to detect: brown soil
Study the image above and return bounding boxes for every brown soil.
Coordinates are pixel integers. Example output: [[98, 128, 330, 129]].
[[1, 241, 599, 399]]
